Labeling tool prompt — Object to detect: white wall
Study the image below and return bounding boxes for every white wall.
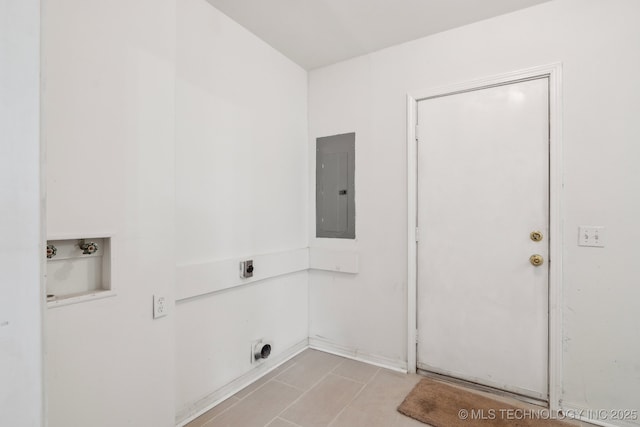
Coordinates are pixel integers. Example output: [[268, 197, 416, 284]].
[[42, 0, 640, 424], [174, 0, 309, 422], [43, 0, 308, 424], [0, 1, 44, 426], [308, 0, 640, 423], [43, 0, 176, 426]]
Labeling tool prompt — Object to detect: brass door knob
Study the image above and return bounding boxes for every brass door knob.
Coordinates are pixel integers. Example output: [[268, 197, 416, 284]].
[[530, 231, 543, 242], [529, 254, 544, 266]]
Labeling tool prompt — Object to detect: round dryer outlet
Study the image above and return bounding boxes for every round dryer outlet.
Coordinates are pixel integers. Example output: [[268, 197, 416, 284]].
[[251, 340, 272, 363]]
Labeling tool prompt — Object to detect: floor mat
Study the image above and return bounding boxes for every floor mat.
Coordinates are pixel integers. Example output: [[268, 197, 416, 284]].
[[397, 378, 574, 427]]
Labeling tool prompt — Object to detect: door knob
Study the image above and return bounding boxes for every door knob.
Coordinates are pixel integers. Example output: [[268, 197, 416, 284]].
[[529, 254, 544, 266], [530, 231, 543, 242]]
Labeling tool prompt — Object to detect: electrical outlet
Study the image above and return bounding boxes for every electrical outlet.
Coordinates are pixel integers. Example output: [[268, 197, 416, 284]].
[[578, 226, 605, 247], [240, 260, 254, 278], [153, 294, 168, 319]]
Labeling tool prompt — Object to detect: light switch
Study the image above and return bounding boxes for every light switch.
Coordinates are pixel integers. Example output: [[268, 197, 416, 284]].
[[578, 226, 605, 247]]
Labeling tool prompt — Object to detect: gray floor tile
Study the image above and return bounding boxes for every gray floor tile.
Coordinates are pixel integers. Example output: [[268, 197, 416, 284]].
[[234, 362, 297, 400], [187, 350, 565, 427], [395, 413, 434, 427], [275, 350, 344, 391], [281, 373, 363, 427], [207, 381, 301, 427], [332, 358, 379, 384], [185, 397, 239, 427], [330, 369, 420, 427], [267, 418, 301, 427]]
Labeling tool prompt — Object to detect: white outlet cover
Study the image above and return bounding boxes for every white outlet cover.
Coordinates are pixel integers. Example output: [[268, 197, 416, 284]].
[[251, 340, 262, 364], [578, 226, 605, 247], [153, 294, 168, 319]]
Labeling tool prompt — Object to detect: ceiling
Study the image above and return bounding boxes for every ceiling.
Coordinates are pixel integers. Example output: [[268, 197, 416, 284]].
[[206, 0, 553, 70]]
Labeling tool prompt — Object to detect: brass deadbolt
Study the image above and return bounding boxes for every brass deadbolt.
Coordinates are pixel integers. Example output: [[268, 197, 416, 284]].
[[530, 231, 543, 242], [529, 254, 544, 266]]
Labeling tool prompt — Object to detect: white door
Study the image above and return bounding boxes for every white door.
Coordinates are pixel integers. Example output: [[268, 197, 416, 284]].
[[416, 77, 549, 400]]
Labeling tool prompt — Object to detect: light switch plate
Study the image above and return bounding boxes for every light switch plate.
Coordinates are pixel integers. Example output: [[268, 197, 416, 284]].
[[153, 294, 168, 319], [578, 226, 605, 247]]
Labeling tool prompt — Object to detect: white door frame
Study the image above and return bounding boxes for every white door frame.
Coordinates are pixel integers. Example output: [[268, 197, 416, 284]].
[[406, 63, 563, 410]]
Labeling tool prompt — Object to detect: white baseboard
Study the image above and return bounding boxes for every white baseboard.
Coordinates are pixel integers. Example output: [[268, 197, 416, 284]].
[[309, 336, 407, 373], [175, 338, 309, 427]]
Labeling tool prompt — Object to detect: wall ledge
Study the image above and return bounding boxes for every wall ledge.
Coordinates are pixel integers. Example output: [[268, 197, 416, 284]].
[[176, 248, 309, 301], [176, 247, 360, 301]]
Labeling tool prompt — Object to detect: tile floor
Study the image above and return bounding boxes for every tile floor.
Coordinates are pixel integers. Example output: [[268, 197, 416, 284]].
[[186, 349, 589, 427], [186, 349, 425, 427]]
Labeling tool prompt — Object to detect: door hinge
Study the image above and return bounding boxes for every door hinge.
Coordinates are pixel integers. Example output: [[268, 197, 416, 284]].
[[415, 329, 419, 345], [415, 125, 420, 142], [415, 227, 420, 242]]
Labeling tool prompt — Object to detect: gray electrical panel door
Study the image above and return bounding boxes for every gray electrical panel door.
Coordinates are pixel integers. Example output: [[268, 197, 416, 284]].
[[316, 133, 355, 239]]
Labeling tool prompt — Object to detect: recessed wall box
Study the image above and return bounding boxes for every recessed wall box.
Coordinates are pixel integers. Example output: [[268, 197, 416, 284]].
[[240, 260, 254, 278], [46, 236, 111, 303]]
